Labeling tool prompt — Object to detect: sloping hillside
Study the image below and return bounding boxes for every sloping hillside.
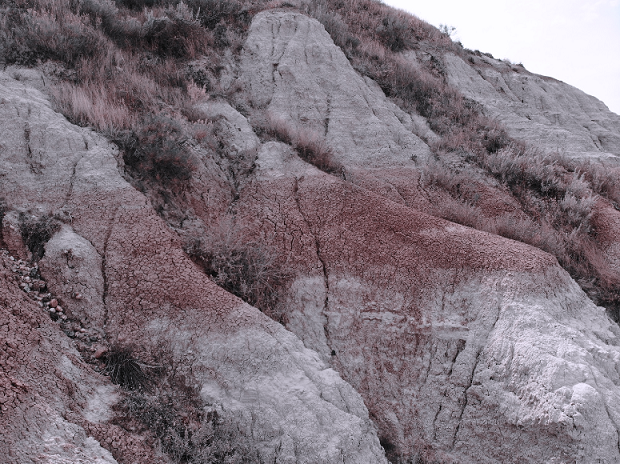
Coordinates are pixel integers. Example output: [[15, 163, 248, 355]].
[[1, 0, 620, 463]]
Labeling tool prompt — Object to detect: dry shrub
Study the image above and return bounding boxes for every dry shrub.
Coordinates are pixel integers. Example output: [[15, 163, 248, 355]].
[[421, 152, 620, 310], [114, 345, 258, 463], [116, 115, 197, 184], [477, 146, 599, 231], [0, 5, 107, 66], [302, 0, 359, 54], [185, 226, 290, 323], [18, 213, 61, 261], [103, 346, 150, 391], [559, 158, 620, 207], [51, 82, 136, 131]]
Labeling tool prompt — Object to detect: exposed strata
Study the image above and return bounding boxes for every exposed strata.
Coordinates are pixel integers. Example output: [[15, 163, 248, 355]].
[[1, 6, 620, 464], [0, 70, 387, 463]]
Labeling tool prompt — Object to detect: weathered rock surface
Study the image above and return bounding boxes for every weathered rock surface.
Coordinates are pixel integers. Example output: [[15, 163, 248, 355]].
[[232, 114, 620, 462], [0, 251, 118, 464], [2, 6, 620, 464], [0, 71, 387, 463], [241, 11, 432, 168], [441, 52, 620, 160]]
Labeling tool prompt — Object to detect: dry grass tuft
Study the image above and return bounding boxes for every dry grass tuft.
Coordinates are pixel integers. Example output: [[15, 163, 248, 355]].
[[258, 115, 343, 174]]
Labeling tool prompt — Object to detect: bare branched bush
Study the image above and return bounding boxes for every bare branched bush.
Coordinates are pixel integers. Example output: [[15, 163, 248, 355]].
[[113, 345, 259, 463], [185, 227, 290, 322], [115, 115, 197, 183]]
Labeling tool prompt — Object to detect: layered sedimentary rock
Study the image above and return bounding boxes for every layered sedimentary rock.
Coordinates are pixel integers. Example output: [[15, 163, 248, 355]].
[[0, 70, 387, 463], [242, 11, 432, 168], [233, 11, 620, 463], [2, 6, 620, 464], [235, 138, 620, 463]]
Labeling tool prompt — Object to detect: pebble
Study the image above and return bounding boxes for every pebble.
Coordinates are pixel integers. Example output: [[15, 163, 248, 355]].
[[49, 299, 58, 308], [56, 305, 63, 313], [94, 347, 108, 359]]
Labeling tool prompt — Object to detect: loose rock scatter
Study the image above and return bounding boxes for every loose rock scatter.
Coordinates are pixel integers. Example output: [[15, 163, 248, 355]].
[[1, 249, 103, 362]]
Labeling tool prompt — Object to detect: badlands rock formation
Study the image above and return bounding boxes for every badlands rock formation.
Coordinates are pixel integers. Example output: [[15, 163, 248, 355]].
[[0, 70, 386, 463], [2, 4, 620, 464], [441, 52, 620, 160]]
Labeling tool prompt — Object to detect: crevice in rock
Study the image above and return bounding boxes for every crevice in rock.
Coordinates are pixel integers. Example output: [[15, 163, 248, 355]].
[[446, 339, 467, 377], [293, 176, 334, 358], [101, 207, 118, 331], [63, 157, 82, 208], [451, 347, 482, 449], [431, 404, 442, 442], [324, 94, 331, 137]]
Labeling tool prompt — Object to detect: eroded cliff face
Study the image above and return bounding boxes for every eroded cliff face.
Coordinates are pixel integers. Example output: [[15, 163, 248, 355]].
[[0, 70, 387, 464], [2, 5, 620, 464]]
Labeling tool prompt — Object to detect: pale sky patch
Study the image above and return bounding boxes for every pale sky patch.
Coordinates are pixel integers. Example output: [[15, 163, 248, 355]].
[[381, 0, 620, 115]]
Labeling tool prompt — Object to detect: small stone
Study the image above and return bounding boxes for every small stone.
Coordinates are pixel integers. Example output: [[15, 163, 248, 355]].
[[49, 308, 56, 313], [80, 328, 87, 333], [94, 347, 108, 359], [49, 299, 58, 308], [61, 315, 67, 320], [56, 305, 63, 313], [73, 293, 83, 300]]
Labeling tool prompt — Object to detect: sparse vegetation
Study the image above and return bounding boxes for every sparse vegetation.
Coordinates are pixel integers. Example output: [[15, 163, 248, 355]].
[[18, 213, 61, 261], [258, 115, 343, 175], [112, 345, 258, 462], [185, 226, 289, 323], [103, 346, 151, 390], [115, 115, 197, 184]]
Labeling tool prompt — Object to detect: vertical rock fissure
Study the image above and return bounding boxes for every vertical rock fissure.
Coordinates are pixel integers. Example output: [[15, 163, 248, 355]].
[[451, 347, 482, 449], [101, 207, 118, 331], [63, 156, 82, 208], [293, 177, 334, 357]]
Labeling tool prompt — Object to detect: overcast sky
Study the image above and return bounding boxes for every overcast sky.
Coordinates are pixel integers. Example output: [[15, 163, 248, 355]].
[[381, 0, 620, 115]]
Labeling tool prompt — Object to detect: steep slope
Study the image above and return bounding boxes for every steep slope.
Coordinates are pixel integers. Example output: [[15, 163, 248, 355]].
[[0, 70, 387, 463], [230, 11, 620, 463], [242, 11, 432, 168], [0, 251, 120, 464], [1, 1, 620, 463], [235, 134, 620, 463], [441, 52, 620, 160]]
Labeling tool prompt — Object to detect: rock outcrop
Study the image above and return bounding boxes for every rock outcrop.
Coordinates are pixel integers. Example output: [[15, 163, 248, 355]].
[[2, 4, 620, 464], [234, 132, 620, 463], [242, 11, 432, 168], [440, 52, 620, 160], [0, 70, 387, 463]]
